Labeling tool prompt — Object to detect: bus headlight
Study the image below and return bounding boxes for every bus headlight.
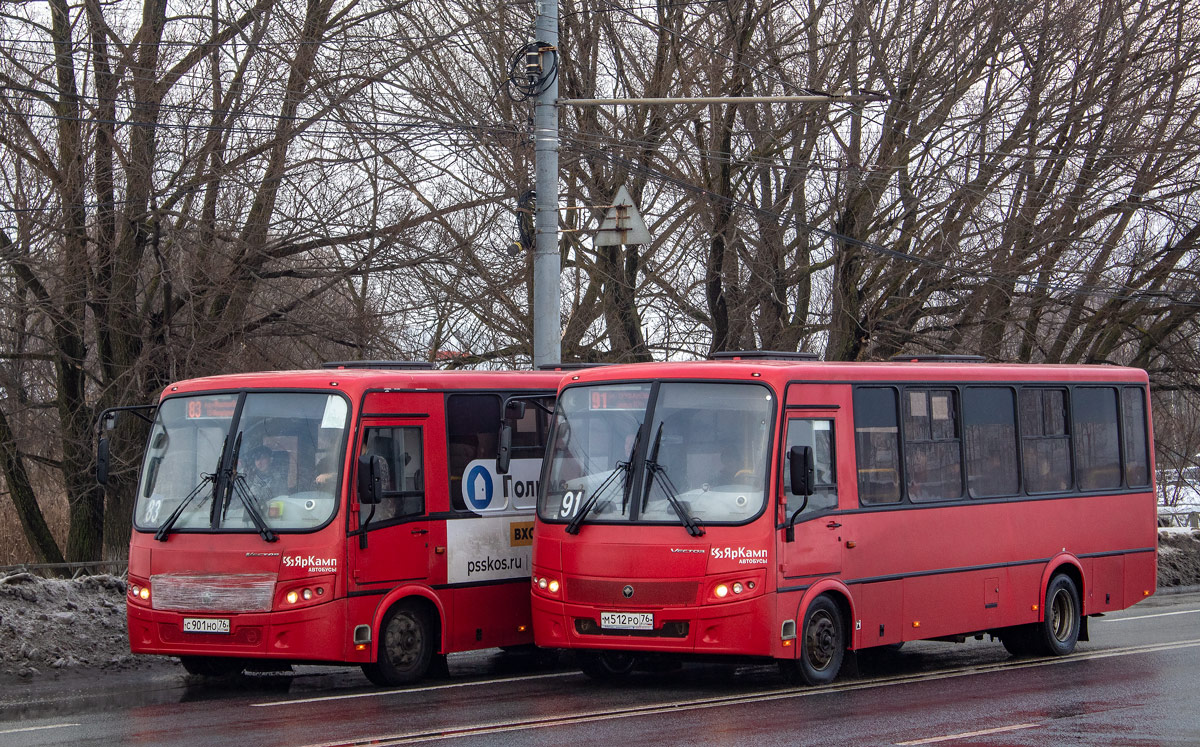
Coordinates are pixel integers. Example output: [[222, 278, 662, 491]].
[[533, 576, 562, 596], [275, 575, 335, 610], [128, 581, 151, 605]]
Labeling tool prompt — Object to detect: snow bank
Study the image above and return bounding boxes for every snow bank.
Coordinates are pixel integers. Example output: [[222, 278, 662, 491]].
[[0, 573, 154, 680]]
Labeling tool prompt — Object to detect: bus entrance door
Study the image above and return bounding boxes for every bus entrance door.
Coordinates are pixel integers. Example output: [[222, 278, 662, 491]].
[[779, 412, 844, 579], [351, 418, 433, 586]]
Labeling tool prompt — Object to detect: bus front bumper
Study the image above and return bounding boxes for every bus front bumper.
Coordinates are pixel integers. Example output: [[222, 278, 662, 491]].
[[126, 599, 362, 664], [532, 593, 771, 657]]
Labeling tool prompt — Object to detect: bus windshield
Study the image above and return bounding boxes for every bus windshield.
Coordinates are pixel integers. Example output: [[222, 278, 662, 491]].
[[540, 382, 774, 527], [133, 392, 350, 534]]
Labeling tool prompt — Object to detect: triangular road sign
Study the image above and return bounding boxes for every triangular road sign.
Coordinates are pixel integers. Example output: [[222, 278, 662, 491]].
[[595, 186, 652, 246]]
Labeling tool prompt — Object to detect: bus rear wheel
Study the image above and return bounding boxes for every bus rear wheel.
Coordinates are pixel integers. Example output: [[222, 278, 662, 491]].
[[578, 650, 637, 681], [781, 594, 845, 686], [1032, 574, 1081, 656], [362, 601, 435, 686], [1000, 573, 1081, 657]]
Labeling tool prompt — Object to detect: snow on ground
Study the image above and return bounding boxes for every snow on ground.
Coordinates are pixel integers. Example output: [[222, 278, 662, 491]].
[[2, 531, 1198, 684], [0, 573, 168, 681]]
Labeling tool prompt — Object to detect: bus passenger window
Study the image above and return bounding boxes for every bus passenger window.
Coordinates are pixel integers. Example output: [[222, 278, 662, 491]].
[[854, 387, 902, 505], [964, 387, 1019, 498], [447, 394, 501, 512], [1122, 388, 1150, 487], [1073, 387, 1121, 490], [903, 389, 963, 502], [1020, 388, 1072, 493]]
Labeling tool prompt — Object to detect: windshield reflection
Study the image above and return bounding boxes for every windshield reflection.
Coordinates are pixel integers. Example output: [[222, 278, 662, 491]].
[[540, 382, 774, 527], [135, 392, 349, 534]]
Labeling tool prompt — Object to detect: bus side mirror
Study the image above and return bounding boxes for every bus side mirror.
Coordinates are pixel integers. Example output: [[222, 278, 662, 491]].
[[784, 446, 814, 543], [96, 437, 111, 486], [357, 454, 386, 505], [496, 425, 513, 475], [504, 400, 527, 419], [790, 445, 815, 497]]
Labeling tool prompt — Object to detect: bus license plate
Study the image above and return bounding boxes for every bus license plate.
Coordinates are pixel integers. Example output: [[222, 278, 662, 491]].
[[183, 617, 230, 634], [600, 612, 653, 631]]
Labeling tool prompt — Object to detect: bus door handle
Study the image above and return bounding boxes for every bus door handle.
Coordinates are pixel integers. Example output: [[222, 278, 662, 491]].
[[411, 528, 428, 536], [826, 521, 842, 529]]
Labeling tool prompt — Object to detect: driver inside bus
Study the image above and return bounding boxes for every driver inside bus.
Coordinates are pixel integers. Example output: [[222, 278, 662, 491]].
[[245, 445, 283, 501]]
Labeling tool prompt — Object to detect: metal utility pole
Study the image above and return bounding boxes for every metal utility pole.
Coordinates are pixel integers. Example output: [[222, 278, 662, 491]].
[[532, 3, 560, 367]]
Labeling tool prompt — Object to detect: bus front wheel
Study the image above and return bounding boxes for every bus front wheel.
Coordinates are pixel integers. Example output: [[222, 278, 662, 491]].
[[578, 650, 636, 681], [362, 601, 435, 686], [179, 656, 244, 677], [781, 594, 845, 686]]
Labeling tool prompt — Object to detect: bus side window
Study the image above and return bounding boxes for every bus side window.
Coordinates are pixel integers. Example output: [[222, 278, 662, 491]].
[[361, 426, 425, 521], [447, 394, 502, 511], [854, 387, 902, 505], [964, 387, 1019, 498], [783, 418, 837, 516], [1020, 388, 1072, 493]]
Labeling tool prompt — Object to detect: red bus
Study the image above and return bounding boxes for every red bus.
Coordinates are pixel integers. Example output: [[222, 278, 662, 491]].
[[103, 363, 566, 684], [531, 353, 1157, 683]]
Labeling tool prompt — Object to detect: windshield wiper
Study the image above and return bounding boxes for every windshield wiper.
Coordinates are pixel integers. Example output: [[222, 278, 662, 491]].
[[225, 434, 277, 542], [565, 426, 642, 535], [155, 436, 225, 542], [642, 423, 704, 537]]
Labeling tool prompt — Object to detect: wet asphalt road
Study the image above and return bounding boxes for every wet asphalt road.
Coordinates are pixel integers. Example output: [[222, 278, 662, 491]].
[[2, 591, 1199, 746]]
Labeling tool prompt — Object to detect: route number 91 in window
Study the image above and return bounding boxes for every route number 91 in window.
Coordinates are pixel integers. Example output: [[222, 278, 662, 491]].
[[560, 491, 582, 517]]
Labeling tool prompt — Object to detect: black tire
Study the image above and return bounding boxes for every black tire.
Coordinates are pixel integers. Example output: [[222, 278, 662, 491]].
[[1032, 574, 1081, 656], [999, 627, 1034, 657], [578, 650, 637, 681], [361, 601, 436, 686], [179, 656, 244, 677], [781, 595, 845, 686]]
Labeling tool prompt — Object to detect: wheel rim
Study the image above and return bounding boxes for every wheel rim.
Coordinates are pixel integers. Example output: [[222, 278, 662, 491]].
[[1049, 587, 1076, 643], [805, 609, 838, 671], [383, 612, 423, 670]]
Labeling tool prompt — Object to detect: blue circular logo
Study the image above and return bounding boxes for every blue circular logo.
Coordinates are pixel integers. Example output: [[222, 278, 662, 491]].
[[466, 465, 494, 510]]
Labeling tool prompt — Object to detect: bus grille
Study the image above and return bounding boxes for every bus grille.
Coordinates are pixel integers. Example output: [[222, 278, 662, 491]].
[[151, 574, 275, 613], [566, 578, 699, 606]]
